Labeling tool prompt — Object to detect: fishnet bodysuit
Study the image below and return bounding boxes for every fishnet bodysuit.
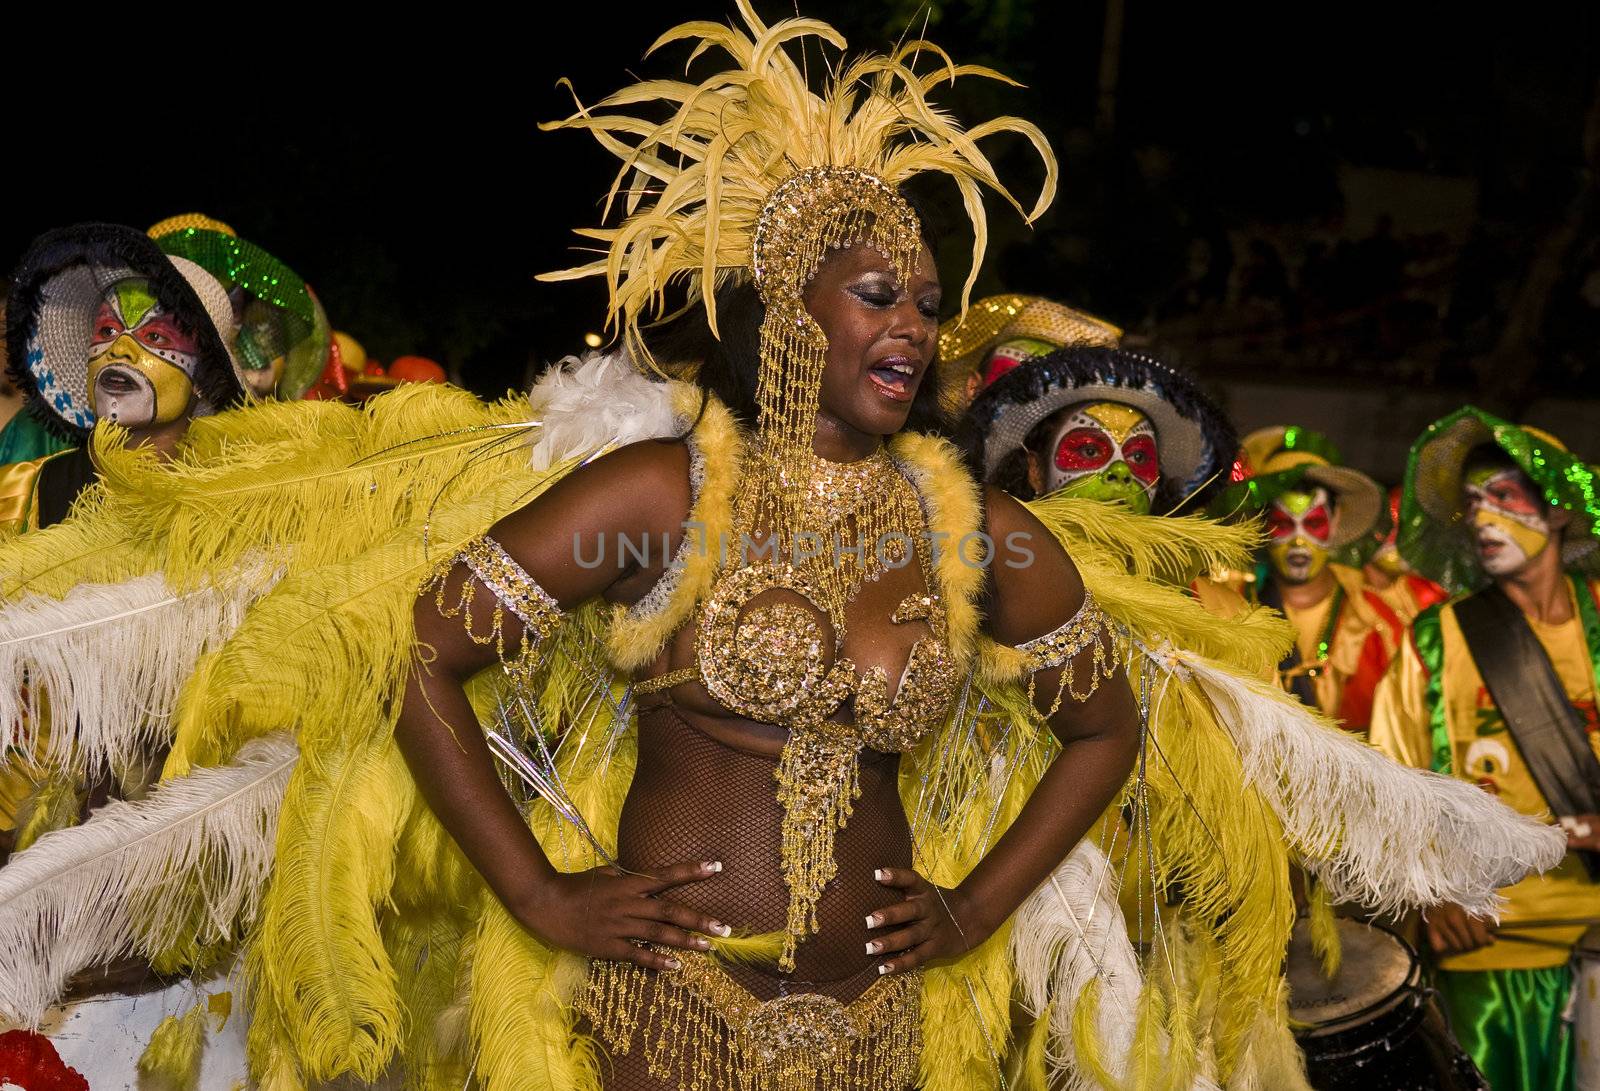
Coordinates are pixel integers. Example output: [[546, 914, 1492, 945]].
[[585, 702, 914, 1090]]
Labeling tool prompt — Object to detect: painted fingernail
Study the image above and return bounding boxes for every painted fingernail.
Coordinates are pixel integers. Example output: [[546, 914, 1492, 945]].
[[712, 922, 732, 937], [878, 963, 891, 976], [665, 958, 681, 970], [866, 941, 881, 954], [706, 861, 723, 873], [874, 868, 888, 881], [865, 913, 880, 928]]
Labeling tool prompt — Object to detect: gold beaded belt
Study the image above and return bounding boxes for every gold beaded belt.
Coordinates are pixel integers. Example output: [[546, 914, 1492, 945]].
[[577, 950, 921, 1091]]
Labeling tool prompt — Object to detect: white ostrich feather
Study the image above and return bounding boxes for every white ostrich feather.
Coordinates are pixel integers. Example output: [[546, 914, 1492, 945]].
[[0, 571, 268, 773], [525, 351, 680, 471], [1161, 645, 1568, 918], [0, 734, 296, 1026], [1011, 842, 1220, 1091]]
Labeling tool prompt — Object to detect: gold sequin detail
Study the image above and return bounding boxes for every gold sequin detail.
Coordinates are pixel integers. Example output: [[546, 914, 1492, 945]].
[[578, 951, 921, 1091], [1015, 591, 1122, 714], [429, 535, 564, 685], [693, 451, 960, 970]]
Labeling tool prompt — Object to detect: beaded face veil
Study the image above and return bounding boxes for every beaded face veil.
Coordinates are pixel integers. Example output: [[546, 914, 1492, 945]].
[[542, 1, 1056, 974]]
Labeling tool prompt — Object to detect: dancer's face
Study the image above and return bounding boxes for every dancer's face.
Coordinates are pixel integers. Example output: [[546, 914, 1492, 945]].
[[1267, 486, 1337, 584], [1464, 465, 1555, 576], [87, 278, 199, 429], [1039, 401, 1159, 514], [805, 241, 940, 440]]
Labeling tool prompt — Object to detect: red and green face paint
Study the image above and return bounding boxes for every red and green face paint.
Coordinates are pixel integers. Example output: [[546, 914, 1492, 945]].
[[1043, 401, 1159, 515], [1266, 486, 1335, 584]]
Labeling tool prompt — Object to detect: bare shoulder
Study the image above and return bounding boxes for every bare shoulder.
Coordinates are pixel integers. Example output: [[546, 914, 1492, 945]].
[[981, 485, 1087, 646], [481, 438, 695, 604], [501, 438, 690, 533]]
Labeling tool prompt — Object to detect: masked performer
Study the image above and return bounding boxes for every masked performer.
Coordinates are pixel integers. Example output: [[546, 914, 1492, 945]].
[[0, 10, 1566, 1091], [0, 224, 250, 535], [1371, 409, 1600, 1091], [1365, 484, 1449, 622], [962, 343, 1235, 514], [0, 223, 250, 855], [1214, 427, 1401, 731], [961, 341, 1250, 614], [148, 213, 331, 401]]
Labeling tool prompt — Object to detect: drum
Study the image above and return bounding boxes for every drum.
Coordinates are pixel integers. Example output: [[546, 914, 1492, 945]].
[[1287, 918, 1486, 1091], [36, 960, 247, 1088], [1574, 925, 1600, 1090]]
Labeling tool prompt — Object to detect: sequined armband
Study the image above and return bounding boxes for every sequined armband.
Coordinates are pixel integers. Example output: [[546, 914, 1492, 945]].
[[431, 536, 565, 676], [1014, 591, 1121, 712]]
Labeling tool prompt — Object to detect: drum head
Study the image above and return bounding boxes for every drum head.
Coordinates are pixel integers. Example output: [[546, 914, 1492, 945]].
[[1287, 918, 1416, 1028]]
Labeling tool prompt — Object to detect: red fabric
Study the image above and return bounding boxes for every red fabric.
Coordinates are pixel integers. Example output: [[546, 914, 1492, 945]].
[[1338, 590, 1405, 732], [302, 333, 353, 401], [1405, 573, 1448, 612], [0, 1030, 89, 1091]]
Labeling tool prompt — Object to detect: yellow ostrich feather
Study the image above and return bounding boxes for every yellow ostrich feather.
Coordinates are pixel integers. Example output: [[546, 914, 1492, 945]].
[[1141, 676, 1295, 1077], [249, 737, 411, 1083], [538, 0, 1055, 363], [708, 929, 788, 966], [383, 905, 474, 1091], [11, 771, 82, 852], [1308, 880, 1342, 979], [244, 933, 308, 1091], [1007, 1002, 1051, 1091], [1028, 493, 1263, 587], [172, 471, 546, 769], [0, 385, 539, 606], [138, 999, 207, 1091], [469, 642, 634, 1091]]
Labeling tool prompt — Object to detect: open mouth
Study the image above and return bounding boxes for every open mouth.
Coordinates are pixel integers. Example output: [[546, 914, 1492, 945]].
[[866, 356, 918, 403], [97, 370, 143, 394]]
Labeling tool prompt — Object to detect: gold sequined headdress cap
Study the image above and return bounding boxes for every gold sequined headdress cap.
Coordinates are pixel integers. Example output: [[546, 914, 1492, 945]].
[[538, 0, 1058, 371]]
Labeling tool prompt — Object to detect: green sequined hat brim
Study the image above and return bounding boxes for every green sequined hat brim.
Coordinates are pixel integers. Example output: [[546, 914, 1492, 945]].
[[152, 227, 328, 400]]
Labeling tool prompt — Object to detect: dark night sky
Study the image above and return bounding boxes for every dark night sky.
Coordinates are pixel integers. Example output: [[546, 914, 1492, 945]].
[[8, 3, 1596, 399]]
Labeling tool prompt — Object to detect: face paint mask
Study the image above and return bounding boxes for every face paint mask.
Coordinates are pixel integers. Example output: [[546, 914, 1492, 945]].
[[87, 278, 199, 428], [979, 335, 1059, 390], [1266, 486, 1335, 584], [1043, 401, 1159, 515], [1464, 466, 1552, 576]]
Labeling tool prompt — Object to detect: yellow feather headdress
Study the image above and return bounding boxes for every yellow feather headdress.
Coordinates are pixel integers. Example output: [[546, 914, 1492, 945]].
[[537, 0, 1058, 362]]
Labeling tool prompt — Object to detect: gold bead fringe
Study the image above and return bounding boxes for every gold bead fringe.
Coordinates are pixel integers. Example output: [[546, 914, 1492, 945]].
[[577, 951, 922, 1091]]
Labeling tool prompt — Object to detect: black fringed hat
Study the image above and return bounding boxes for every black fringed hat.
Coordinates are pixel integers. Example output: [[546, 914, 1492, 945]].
[[5, 223, 249, 440], [962, 345, 1238, 511]]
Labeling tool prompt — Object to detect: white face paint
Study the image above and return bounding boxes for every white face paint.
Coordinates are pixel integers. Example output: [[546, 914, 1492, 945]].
[[1464, 467, 1553, 577], [86, 278, 200, 428]]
